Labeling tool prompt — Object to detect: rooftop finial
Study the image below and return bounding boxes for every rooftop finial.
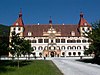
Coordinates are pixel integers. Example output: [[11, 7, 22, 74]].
[[80, 12, 83, 18], [49, 16, 52, 24], [19, 8, 22, 17]]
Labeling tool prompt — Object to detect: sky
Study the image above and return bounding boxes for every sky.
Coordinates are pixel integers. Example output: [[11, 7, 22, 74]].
[[0, 0, 100, 26]]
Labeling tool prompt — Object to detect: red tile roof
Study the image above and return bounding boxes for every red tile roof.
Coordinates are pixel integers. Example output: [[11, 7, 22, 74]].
[[13, 17, 24, 26], [13, 9, 24, 26], [23, 24, 80, 37], [78, 12, 90, 27]]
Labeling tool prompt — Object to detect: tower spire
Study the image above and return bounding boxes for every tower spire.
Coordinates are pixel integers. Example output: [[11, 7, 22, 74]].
[[80, 12, 83, 18], [19, 8, 22, 17], [13, 8, 24, 26], [49, 16, 52, 27], [78, 12, 90, 27]]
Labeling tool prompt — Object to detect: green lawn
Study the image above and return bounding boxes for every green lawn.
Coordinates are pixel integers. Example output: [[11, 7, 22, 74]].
[[0, 60, 63, 75]]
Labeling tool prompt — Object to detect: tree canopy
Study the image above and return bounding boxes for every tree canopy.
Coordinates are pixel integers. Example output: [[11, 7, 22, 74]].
[[84, 20, 100, 58], [8, 31, 33, 68]]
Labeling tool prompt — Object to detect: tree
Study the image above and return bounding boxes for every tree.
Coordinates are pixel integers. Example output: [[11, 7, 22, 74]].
[[21, 40, 33, 60], [0, 36, 9, 60], [8, 31, 33, 68], [84, 20, 100, 58]]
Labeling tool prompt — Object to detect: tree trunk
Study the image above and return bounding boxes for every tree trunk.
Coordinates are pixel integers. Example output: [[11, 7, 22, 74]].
[[18, 56, 19, 69]]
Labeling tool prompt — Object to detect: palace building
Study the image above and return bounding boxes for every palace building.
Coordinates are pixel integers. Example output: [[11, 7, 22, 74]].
[[9, 10, 92, 57]]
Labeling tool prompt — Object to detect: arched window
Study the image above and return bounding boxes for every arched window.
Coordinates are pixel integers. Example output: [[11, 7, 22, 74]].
[[61, 46, 66, 50], [33, 46, 36, 50], [78, 52, 81, 56], [77, 46, 81, 50], [67, 46, 71, 50], [44, 46, 48, 50], [62, 52, 65, 56], [32, 52, 36, 56], [38, 46, 43, 50], [39, 52, 42, 57], [72, 46, 76, 50], [68, 52, 71, 56], [73, 52, 76, 56], [57, 46, 60, 50]]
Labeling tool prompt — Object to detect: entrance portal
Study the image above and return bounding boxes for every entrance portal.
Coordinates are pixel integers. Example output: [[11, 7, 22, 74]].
[[50, 51, 55, 57]]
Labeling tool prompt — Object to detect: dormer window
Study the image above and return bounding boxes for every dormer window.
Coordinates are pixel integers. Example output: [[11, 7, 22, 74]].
[[28, 32, 32, 36], [16, 23, 18, 26], [84, 23, 87, 26], [71, 31, 75, 36]]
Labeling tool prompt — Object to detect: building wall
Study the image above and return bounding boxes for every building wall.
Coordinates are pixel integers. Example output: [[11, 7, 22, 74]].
[[24, 36, 90, 57]]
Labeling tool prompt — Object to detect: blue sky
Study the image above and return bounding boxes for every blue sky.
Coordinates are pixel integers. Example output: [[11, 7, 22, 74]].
[[0, 0, 100, 25]]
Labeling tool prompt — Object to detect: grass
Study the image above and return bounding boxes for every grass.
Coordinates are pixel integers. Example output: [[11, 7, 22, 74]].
[[0, 60, 63, 75]]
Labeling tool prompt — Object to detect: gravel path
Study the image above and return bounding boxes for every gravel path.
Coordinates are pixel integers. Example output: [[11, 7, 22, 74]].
[[52, 58, 100, 75]]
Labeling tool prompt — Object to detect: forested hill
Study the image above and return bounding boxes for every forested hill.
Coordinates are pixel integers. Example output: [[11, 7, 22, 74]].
[[0, 24, 10, 37]]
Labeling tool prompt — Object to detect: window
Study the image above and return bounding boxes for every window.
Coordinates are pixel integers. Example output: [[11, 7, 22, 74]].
[[44, 39, 49, 43], [56, 39, 60, 43], [82, 40, 87, 43], [57, 46, 60, 50], [87, 27, 90, 31], [71, 31, 75, 36], [38, 39, 43, 43], [61, 46, 66, 50], [72, 46, 76, 50], [33, 46, 36, 50], [77, 40, 81, 43], [18, 27, 21, 31], [67, 46, 71, 50], [67, 40, 71, 43], [51, 40, 53, 43], [28, 32, 32, 36], [27, 40, 31, 43], [44, 46, 48, 50], [62, 52, 65, 56], [32, 40, 36, 43], [84, 46, 87, 50], [77, 46, 81, 50], [68, 52, 71, 56], [61, 39, 65, 43], [73, 52, 76, 56], [78, 52, 81, 56], [71, 40, 76, 43], [88, 39, 91, 43], [13, 28, 15, 30], [38, 46, 43, 50], [82, 28, 85, 31]]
